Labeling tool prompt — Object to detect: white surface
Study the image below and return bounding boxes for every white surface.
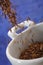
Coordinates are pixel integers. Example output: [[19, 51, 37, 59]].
[[6, 22, 43, 65], [8, 20, 35, 39]]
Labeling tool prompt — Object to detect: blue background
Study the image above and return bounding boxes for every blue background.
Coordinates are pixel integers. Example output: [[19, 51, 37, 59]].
[[0, 0, 43, 65]]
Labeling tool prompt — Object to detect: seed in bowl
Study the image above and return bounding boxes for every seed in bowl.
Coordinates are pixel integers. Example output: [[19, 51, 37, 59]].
[[19, 42, 43, 59]]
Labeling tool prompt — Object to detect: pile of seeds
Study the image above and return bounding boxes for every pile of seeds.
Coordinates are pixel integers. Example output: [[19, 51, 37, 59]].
[[0, 0, 17, 26], [19, 42, 43, 59]]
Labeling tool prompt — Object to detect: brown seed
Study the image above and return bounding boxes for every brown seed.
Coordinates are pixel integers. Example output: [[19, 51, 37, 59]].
[[0, 0, 17, 26], [19, 42, 43, 59]]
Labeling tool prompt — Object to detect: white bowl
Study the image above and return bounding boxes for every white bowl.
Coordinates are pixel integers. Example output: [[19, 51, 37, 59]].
[[6, 22, 43, 65]]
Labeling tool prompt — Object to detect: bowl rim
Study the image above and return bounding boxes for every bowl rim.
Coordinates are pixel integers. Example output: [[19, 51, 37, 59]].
[[6, 39, 43, 63], [9, 22, 43, 35]]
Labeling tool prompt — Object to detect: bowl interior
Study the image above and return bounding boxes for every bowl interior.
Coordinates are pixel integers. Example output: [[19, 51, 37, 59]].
[[8, 23, 43, 59]]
